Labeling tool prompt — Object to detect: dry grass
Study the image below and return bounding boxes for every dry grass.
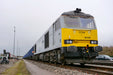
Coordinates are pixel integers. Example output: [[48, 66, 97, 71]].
[[99, 46, 113, 56], [2, 60, 30, 75]]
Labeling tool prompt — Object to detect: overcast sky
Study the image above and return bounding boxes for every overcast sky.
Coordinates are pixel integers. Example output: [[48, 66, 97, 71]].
[[0, 0, 113, 56]]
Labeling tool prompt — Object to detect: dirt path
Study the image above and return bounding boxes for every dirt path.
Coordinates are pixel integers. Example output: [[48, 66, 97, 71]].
[[24, 60, 55, 75]]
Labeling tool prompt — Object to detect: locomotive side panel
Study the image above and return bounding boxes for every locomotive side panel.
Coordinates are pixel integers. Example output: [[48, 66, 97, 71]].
[[34, 18, 62, 54], [35, 36, 44, 54], [53, 18, 62, 49], [54, 29, 61, 49]]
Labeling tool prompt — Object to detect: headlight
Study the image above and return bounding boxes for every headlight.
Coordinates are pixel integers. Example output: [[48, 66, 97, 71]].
[[90, 40, 98, 44], [64, 40, 73, 44]]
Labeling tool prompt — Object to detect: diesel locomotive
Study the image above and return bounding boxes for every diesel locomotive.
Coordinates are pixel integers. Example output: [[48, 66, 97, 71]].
[[23, 8, 102, 65]]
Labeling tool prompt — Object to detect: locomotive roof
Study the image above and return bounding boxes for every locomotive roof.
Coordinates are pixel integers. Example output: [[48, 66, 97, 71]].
[[62, 8, 93, 18]]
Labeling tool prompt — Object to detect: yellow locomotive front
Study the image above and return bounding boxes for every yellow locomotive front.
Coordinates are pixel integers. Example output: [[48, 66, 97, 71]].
[[61, 8, 102, 64]]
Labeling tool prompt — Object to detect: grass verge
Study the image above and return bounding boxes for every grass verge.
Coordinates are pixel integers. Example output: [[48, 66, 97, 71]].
[[99, 46, 113, 56], [2, 60, 30, 75]]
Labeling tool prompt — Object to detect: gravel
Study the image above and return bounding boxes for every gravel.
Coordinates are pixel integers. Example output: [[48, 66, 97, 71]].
[[27, 60, 93, 75]]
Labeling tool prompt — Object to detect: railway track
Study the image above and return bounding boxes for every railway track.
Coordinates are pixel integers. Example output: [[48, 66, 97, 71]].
[[72, 63, 113, 75], [55, 64, 113, 75], [89, 60, 113, 66], [28, 60, 113, 75]]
